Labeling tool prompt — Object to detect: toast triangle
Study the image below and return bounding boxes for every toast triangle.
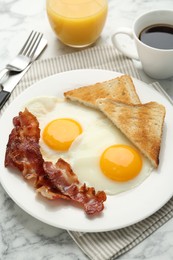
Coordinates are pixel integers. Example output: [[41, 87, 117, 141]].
[[64, 75, 141, 108], [97, 99, 166, 168]]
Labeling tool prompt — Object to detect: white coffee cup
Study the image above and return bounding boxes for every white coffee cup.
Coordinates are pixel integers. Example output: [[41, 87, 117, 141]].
[[111, 10, 173, 79]]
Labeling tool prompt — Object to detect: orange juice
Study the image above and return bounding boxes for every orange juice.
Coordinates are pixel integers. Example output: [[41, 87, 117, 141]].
[[46, 0, 108, 47]]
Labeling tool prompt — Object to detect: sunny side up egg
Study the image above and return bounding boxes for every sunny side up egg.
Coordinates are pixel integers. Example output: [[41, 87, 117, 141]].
[[68, 120, 153, 195], [25, 96, 104, 162], [25, 96, 153, 195]]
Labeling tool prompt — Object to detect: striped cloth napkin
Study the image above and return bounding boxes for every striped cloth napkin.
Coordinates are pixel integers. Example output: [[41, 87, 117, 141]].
[[2, 45, 173, 260]]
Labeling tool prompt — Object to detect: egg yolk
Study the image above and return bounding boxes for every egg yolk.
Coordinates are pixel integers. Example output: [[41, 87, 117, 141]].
[[100, 144, 142, 182], [43, 118, 82, 151]]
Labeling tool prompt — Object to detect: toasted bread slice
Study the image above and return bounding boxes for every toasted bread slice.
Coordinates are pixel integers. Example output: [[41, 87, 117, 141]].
[[97, 99, 166, 168], [64, 75, 141, 108]]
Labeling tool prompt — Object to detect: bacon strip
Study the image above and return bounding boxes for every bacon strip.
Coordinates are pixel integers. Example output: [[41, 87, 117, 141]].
[[5, 109, 75, 201], [43, 159, 106, 215], [5, 109, 106, 215], [5, 109, 44, 181]]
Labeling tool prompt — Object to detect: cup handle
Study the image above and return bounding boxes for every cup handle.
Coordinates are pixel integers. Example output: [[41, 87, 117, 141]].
[[111, 28, 139, 60]]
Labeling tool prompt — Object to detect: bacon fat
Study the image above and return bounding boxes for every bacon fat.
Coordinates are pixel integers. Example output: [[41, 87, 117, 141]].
[[5, 109, 106, 215]]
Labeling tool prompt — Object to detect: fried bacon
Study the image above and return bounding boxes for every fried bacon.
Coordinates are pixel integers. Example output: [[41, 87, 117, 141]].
[[5, 109, 106, 215], [5, 109, 44, 181], [43, 159, 106, 215]]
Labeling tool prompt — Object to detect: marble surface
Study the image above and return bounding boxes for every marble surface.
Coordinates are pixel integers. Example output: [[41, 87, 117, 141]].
[[1, 0, 173, 259]]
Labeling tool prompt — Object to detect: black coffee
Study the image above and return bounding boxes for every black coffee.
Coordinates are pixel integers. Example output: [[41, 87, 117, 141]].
[[139, 24, 173, 50]]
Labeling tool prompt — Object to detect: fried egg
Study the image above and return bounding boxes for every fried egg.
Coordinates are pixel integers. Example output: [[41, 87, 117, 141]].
[[68, 119, 153, 195], [25, 96, 153, 195], [25, 96, 104, 161]]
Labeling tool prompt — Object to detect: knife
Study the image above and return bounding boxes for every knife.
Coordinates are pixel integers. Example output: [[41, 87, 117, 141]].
[[0, 37, 47, 110]]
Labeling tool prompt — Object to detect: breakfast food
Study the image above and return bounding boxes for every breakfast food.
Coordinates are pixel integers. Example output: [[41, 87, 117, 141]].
[[64, 75, 141, 108], [23, 95, 153, 195], [4, 74, 166, 215], [24, 96, 105, 162], [68, 119, 152, 194], [5, 109, 106, 215], [64, 74, 165, 168], [97, 99, 166, 168]]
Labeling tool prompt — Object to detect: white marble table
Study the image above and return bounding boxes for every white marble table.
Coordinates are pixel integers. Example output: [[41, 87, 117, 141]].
[[1, 0, 173, 259]]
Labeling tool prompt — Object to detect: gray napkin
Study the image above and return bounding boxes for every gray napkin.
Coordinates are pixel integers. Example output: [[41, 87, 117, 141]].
[[1, 45, 173, 260]]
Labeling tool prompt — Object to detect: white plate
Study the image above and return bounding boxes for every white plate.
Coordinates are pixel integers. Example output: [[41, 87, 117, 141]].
[[0, 69, 173, 233]]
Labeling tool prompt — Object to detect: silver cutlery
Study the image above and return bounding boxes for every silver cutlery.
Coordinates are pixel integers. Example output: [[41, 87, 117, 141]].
[[0, 37, 47, 110], [0, 31, 43, 84]]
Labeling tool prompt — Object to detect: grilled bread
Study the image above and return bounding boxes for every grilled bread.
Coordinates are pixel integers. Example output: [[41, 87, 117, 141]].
[[97, 99, 166, 168], [64, 75, 141, 108]]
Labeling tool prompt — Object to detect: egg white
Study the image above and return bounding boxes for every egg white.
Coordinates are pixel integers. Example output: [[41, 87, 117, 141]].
[[25, 96, 104, 162], [68, 119, 153, 195], [25, 96, 153, 196]]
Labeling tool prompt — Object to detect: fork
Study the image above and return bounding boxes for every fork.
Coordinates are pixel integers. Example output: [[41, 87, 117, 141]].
[[0, 31, 43, 83]]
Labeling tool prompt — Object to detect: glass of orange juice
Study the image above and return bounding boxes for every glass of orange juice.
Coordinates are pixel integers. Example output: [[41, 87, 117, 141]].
[[46, 0, 108, 48]]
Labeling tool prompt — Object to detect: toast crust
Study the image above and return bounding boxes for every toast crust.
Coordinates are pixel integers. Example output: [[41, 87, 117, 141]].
[[97, 99, 166, 168]]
